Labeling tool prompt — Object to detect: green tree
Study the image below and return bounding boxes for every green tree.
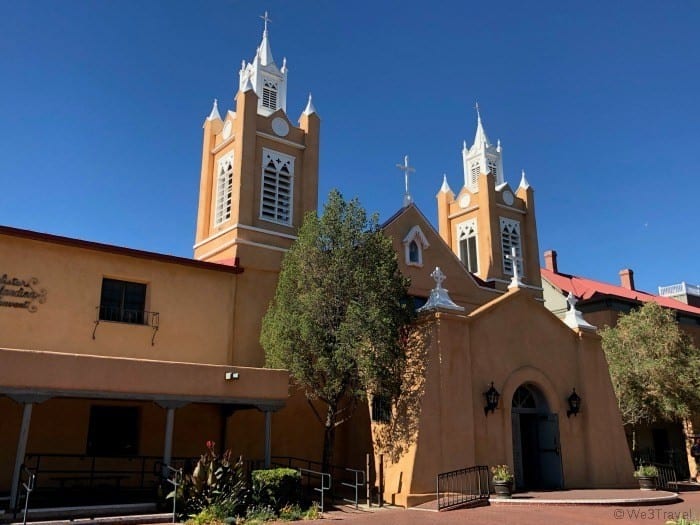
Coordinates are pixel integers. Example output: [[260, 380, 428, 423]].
[[260, 190, 414, 471], [600, 302, 700, 450]]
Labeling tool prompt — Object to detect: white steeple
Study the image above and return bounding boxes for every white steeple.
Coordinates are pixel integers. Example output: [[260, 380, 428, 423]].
[[439, 173, 452, 193], [238, 11, 288, 117], [519, 169, 530, 190], [207, 99, 221, 121], [462, 104, 504, 191], [302, 93, 317, 116]]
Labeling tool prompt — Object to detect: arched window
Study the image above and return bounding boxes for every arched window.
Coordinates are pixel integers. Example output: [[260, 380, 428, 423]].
[[512, 386, 537, 409], [262, 78, 278, 111], [488, 159, 497, 179], [214, 153, 234, 225], [408, 240, 419, 264], [470, 162, 480, 189], [260, 148, 294, 225], [457, 219, 478, 274], [500, 217, 522, 276]]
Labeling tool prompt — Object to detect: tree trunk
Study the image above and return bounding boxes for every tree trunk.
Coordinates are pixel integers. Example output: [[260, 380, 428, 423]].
[[322, 403, 337, 474]]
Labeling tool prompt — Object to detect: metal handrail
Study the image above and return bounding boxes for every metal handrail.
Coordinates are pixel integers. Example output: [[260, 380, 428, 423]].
[[298, 468, 331, 513], [341, 468, 365, 509], [16, 465, 36, 525], [163, 465, 182, 524], [436, 465, 489, 511]]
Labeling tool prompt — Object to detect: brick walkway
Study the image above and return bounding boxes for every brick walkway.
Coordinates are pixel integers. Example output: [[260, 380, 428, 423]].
[[293, 491, 700, 525]]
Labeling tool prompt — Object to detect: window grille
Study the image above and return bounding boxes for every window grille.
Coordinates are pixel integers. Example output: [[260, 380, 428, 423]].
[[260, 148, 294, 225], [457, 220, 478, 273], [500, 217, 522, 276], [214, 154, 234, 225], [262, 78, 278, 110]]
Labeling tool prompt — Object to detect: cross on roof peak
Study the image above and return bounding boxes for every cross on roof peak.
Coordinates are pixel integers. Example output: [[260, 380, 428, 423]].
[[260, 11, 272, 33], [396, 155, 415, 207]]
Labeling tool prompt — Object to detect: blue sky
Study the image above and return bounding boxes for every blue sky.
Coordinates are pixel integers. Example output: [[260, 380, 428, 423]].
[[1, 1, 698, 293]]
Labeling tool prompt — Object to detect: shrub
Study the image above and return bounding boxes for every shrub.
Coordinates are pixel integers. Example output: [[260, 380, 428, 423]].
[[251, 468, 301, 511], [634, 464, 658, 478]]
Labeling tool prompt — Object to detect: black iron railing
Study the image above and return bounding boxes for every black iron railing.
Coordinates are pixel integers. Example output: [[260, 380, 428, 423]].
[[19, 452, 195, 508], [97, 305, 159, 327], [437, 465, 490, 511], [652, 463, 677, 490]]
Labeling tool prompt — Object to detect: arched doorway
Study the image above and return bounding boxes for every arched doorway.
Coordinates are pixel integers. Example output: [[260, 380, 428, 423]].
[[511, 384, 563, 490]]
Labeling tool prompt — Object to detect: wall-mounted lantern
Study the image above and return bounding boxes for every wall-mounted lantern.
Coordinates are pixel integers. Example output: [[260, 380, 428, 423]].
[[484, 382, 500, 415], [567, 388, 581, 418]]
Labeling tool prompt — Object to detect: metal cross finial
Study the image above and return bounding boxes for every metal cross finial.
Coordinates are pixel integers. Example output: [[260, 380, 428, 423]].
[[430, 267, 446, 289], [506, 246, 524, 289], [396, 155, 415, 207], [566, 292, 579, 310], [260, 11, 272, 32]]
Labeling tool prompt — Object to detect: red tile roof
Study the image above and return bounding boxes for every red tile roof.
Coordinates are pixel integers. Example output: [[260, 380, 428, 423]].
[[541, 268, 700, 317]]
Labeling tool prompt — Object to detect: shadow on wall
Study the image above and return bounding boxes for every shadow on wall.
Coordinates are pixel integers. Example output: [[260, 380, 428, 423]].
[[372, 321, 431, 463]]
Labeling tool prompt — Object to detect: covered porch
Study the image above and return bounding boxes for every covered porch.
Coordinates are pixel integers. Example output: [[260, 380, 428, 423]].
[[0, 347, 289, 514]]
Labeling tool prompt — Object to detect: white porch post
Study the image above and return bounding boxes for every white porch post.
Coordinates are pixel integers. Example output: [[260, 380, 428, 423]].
[[156, 401, 187, 476], [9, 403, 33, 511], [264, 410, 272, 468], [163, 407, 175, 468]]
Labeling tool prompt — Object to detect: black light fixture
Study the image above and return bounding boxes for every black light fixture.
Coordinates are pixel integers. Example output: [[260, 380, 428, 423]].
[[484, 382, 500, 415], [567, 388, 581, 418]]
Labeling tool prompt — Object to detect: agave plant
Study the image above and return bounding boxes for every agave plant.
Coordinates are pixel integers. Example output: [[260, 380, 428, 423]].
[[168, 441, 249, 520]]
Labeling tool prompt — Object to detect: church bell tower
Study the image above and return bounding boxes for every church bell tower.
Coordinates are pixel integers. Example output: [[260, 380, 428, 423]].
[[193, 12, 320, 272], [437, 107, 542, 294]]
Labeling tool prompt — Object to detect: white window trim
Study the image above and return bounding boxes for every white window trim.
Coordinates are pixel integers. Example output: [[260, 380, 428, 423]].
[[499, 217, 522, 276], [402, 225, 430, 267], [260, 147, 295, 227], [457, 219, 479, 273], [214, 152, 234, 226]]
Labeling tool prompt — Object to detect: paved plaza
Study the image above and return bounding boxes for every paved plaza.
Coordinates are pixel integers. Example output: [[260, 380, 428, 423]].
[[303, 491, 700, 525]]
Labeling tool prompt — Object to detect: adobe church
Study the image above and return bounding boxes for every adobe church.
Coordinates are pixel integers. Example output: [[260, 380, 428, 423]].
[[0, 16, 634, 512]]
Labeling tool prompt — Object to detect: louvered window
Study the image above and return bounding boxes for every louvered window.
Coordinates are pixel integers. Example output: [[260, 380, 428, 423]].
[[262, 78, 278, 111], [470, 162, 480, 189], [260, 148, 294, 225], [457, 219, 479, 273], [500, 217, 522, 276], [214, 154, 234, 225], [488, 159, 497, 179]]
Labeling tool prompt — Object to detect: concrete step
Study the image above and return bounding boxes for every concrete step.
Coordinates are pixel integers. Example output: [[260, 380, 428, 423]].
[[0, 503, 169, 525]]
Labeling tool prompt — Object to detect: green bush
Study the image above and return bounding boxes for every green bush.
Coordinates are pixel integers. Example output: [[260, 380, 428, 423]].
[[251, 468, 301, 511], [634, 464, 658, 478]]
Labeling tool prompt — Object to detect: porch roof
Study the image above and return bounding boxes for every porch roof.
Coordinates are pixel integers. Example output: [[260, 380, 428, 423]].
[[0, 347, 289, 408]]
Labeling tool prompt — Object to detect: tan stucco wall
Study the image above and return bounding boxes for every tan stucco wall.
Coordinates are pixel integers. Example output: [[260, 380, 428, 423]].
[[0, 232, 238, 365], [379, 289, 635, 507]]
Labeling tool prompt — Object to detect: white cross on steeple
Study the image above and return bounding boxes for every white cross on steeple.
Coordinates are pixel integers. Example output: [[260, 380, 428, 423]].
[[260, 11, 271, 33], [396, 155, 415, 207], [506, 246, 524, 289]]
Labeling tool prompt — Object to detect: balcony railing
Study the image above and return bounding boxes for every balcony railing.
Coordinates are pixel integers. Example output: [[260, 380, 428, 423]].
[[97, 305, 159, 327], [93, 306, 160, 345]]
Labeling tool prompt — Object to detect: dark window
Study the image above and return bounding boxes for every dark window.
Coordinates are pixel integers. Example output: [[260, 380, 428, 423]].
[[408, 240, 420, 263], [459, 237, 479, 273], [86, 406, 140, 456], [99, 278, 147, 324], [371, 395, 392, 423]]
